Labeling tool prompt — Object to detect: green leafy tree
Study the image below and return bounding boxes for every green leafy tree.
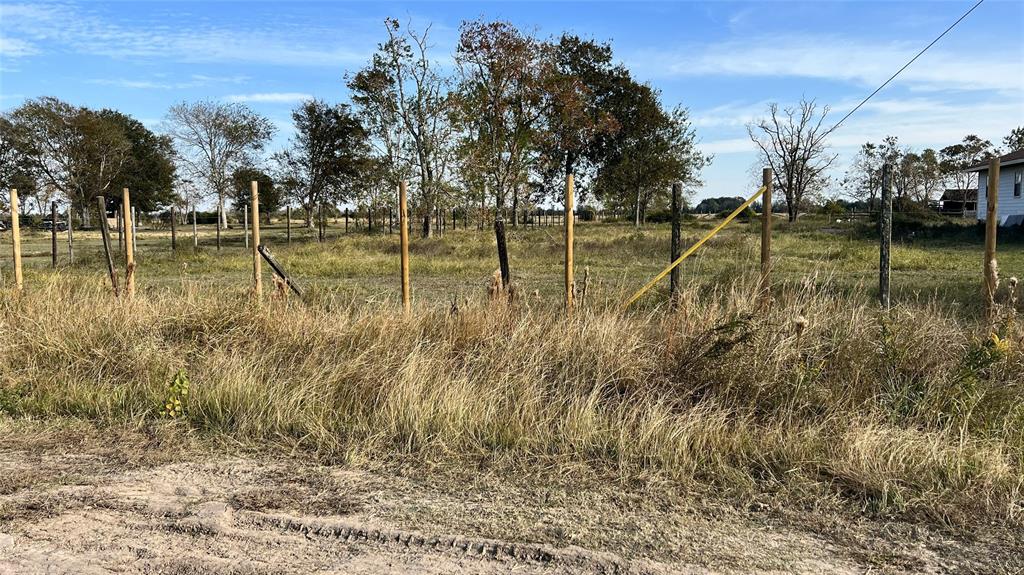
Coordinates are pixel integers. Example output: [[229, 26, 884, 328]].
[[230, 166, 279, 223], [7, 97, 130, 224], [534, 34, 621, 203], [939, 134, 997, 193], [272, 99, 368, 227], [99, 110, 177, 213], [454, 19, 546, 223], [1003, 126, 1024, 153], [594, 76, 709, 226]]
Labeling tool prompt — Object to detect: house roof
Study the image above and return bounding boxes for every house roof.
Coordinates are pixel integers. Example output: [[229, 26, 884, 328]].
[[966, 149, 1024, 172]]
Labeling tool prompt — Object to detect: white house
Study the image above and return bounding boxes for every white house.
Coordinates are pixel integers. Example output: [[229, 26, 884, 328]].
[[971, 150, 1024, 226]]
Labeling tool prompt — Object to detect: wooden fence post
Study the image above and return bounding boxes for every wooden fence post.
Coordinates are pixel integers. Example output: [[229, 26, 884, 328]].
[[286, 205, 292, 245], [66, 208, 74, 265], [495, 218, 510, 287], [51, 201, 58, 269], [123, 188, 135, 297], [216, 201, 222, 250], [399, 181, 411, 314], [97, 196, 119, 296], [761, 168, 773, 300], [251, 181, 262, 297], [984, 157, 1000, 322], [170, 207, 177, 251], [10, 189, 23, 291], [879, 163, 892, 310], [670, 182, 682, 300], [117, 208, 123, 253], [565, 173, 575, 313]]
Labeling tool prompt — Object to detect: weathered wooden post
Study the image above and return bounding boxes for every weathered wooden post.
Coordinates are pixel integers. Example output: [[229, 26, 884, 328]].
[[50, 201, 58, 269], [66, 208, 74, 265], [495, 218, 510, 287], [97, 196, 119, 296], [565, 173, 575, 313], [10, 189, 23, 291], [132, 207, 138, 254], [879, 163, 892, 310], [170, 207, 177, 251], [117, 208, 123, 253], [286, 205, 292, 245], [251, 181, 262, 298], [670, 182, 682, 300], [760, 168, 773, 300], [123, 188, 136, 297], [399, 180, 411, 314], [984, 157, 1000, 322], [244, 204, 249, 249]]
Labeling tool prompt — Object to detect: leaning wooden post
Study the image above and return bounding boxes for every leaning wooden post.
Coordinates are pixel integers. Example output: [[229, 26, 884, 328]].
[[10, 189, 23, 292], [286, 205, 292, 245], [122, 188, 136, 297], [399, 181, 411, 314], [50, 200, 58, 269], [170, 207, 177, 251], [565, 173, 575, 313], [760, 167, 773, 300], [251, 181, 262, 298], [97, 196, 119, 296], [669, 182, 682, 300], [983, 157, 1000, 322], [495, 218, 510, 287], [879, 163, 892, 310]]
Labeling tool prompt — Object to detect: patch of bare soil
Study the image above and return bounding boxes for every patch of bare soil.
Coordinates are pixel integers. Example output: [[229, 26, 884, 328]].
[[0, 432, 1020, 574]]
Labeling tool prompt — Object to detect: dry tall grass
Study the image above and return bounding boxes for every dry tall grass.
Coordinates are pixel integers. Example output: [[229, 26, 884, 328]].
[[1, 273, 1021, 525]]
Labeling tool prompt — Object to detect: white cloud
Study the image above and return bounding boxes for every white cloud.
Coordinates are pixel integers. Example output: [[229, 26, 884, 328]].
[[0, 2, 373, 67], [88, 74, 249, 90], [632, 36, 1024, 94], [224, 92, 312, 104], [0, 36, 38, 57]]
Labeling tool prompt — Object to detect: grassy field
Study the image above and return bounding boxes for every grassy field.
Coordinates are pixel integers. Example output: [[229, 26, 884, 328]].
[[1, 214, 1023, 528]]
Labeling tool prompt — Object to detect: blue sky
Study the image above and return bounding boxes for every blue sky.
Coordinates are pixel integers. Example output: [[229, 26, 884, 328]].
[[1, 0, 1022, 201]]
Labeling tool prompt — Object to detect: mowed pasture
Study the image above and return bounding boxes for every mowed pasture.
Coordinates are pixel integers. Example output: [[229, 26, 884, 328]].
[[1, 215, 1023, 527], [5, 215, 1023, 308]]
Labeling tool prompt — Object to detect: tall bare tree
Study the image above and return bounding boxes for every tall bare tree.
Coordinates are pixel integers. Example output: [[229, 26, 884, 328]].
[[164, 100, 274, 230], [748, 99, 836, 222], [349, 18, 454, 237]]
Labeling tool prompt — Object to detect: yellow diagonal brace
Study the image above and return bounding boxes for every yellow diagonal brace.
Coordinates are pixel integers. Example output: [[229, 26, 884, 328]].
[[622, 185, 767, 310]]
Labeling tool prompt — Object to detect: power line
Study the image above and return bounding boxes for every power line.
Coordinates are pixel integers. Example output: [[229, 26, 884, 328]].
[[824, 0, 985, 138]]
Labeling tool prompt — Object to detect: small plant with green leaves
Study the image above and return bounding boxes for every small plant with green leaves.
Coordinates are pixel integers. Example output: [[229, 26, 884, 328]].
[[162, 370, 190, 418]]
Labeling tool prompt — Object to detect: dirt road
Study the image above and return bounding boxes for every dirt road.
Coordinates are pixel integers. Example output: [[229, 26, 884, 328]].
[[1, 432, 1020, 574]]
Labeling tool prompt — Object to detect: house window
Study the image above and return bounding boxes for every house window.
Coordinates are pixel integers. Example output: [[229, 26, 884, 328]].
[[1016, 170, 1022, 198]]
